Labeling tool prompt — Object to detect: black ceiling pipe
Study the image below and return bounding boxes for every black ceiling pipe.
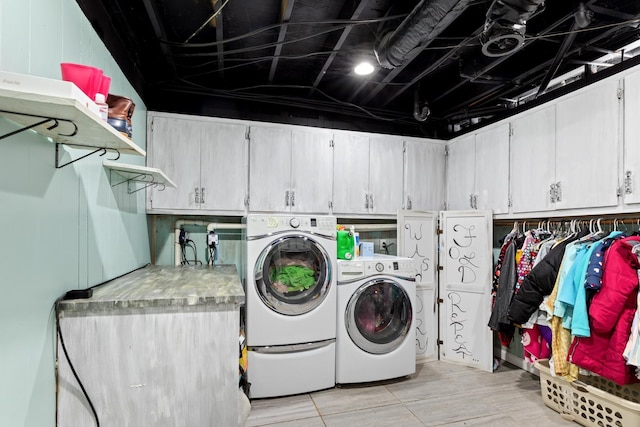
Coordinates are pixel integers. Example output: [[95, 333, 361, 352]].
[[479, 0, 546, 57], [374, 0, 470, 69]]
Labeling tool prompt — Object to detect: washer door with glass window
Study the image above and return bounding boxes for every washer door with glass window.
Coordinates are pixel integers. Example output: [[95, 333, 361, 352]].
[[345, 279, 412, 354], [254, 235, 332, 316]]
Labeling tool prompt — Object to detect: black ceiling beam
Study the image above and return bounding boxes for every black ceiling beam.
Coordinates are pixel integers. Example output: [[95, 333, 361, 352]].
[[535, 20, 581, 97], [431, 0, 601, 106], [308, 0, 372, 94], [429, 8, 578, 106], [215, 1, 225, 77], [141, 0, 177, 78], [268, 0, 297, 83], [440, 23, 635, 119]]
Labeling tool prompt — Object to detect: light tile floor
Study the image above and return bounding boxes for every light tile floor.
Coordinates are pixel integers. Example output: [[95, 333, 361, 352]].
[[245, 360, 576, 426]]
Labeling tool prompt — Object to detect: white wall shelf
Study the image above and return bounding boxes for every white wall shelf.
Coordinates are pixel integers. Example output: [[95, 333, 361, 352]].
[[103, 159, 176, 194], [0, 71, 145, 167]]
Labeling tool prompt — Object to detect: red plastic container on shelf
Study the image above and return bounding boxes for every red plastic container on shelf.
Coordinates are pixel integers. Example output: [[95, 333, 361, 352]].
[[60, 63, 103, 100], [98, 75, 111, 97]]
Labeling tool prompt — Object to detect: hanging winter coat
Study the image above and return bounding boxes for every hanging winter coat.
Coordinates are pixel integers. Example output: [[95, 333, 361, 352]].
[[568, 236, 640, 385], [507, 235, 579, 325]]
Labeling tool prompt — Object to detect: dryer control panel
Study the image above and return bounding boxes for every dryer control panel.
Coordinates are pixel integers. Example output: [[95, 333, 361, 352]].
[[245, 214, 336, 238]]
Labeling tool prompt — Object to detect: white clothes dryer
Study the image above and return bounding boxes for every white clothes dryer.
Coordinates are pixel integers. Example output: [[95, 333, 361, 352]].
[[336, 254, 416, 384], [243, 214, 337, 398]]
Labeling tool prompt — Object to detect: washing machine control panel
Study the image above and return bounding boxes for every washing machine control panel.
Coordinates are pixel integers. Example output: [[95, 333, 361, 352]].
[[337, 255, 415, 282]]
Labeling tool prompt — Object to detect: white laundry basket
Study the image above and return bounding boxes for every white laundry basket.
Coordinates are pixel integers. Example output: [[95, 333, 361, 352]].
[[535, 359, 640, 427]]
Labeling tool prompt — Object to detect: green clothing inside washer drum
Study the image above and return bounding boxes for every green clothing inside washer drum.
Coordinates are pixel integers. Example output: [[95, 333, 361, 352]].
[[270, 265, 315, 291]]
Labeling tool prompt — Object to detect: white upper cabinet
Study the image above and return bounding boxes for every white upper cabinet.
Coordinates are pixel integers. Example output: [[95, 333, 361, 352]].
[[290, 128, 334, 213], [446, 134, 475, 210], [333, 133, 370, 214], [554, 79, 620, 210], [404, 139, 446, 211], [333, 132, 404, 216], [200, 121, 249, 212], [623, 68, 640, 205], [148, 116, 201, 211], [446, 124, 509, 213], [510, 105, 557, 213], [511, 79, 620, 214], [474, 123, 510, 213], [147, 115, 249, 214], [248, 125, 333, 213], [369, 135, 404, 215], [147, 115, 248, 214]]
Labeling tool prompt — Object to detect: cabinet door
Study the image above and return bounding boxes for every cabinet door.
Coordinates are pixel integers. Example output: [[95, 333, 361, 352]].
[[290, 129, 333, 214], [623, 70, 640, 205], [369, 135, 404, 215], [332, 133, 370, 215], [148, 116, 201, 210], [510, 106, 556, 213], [446, 135, 475, 210], [200, 122, 248, 212], [248, 126, 292, 212], [404, 139, 446, 211], [474, 123, 510, 213], [555, 80, 620, 210]]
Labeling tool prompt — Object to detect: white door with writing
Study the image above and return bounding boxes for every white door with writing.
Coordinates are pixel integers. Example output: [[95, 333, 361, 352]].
[[439, 210, 493, 372], [397, 211, 438, 362]]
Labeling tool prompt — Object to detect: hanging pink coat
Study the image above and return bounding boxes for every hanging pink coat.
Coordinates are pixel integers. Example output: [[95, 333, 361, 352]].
[[568, 236, 640, 385]]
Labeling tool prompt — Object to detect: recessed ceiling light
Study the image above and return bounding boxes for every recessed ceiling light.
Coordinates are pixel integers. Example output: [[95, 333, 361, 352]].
[[354, 61, 374, 76]]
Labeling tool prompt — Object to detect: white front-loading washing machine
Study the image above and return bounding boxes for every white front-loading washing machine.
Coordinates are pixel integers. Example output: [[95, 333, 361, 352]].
[[336, 254, 416, 384], [243, 214, 337, 398]]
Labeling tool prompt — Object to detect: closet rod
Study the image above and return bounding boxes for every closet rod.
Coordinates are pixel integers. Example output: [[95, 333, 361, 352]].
[[493, 213, 640, 228]]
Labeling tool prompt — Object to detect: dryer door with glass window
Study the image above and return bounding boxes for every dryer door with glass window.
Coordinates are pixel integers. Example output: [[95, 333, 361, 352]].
[[254, 235, 332, 315], [345, 279, 412, 354]]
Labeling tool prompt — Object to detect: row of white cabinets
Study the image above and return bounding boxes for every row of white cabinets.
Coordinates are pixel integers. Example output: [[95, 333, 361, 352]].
[[447, 70, 640, 216], [146, 114, 446, 216]]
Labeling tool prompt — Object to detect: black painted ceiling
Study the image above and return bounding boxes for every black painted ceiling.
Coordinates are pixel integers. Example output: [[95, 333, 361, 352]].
[[78, 0, 640, 138]]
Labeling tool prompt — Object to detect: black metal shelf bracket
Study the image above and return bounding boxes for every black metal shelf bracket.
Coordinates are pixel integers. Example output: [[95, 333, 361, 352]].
[[128, 181, 165, 194], [108, 169, 166, 194], [56, 143, 120, 169], [0, 109, 78, 140]]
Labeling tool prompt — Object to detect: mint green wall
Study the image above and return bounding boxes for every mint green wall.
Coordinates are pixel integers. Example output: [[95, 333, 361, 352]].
[[0, 1, 149, 426]]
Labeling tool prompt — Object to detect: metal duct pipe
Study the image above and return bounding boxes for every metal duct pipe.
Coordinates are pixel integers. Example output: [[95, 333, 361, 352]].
[[480, 0, 545, 57], [374, 0, 470, 69]]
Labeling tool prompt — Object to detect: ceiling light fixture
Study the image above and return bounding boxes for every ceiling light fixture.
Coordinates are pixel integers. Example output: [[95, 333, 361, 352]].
[[354, 61, 374, 76]]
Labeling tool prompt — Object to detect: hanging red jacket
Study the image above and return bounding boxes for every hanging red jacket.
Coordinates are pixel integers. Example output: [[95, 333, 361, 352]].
[[568, 236, 640, 385]]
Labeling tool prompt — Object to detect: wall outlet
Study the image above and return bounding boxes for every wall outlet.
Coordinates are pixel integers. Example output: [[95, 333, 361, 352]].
[[380, 239, 387, 251]]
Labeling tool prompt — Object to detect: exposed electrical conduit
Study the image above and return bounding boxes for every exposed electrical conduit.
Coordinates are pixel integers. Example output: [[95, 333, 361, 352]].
[[174, 219, 245, 266]]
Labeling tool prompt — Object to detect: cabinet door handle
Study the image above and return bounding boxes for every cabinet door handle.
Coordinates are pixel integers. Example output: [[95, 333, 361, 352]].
[[370, 193, 374, 209], [625, 170, 633, 194], [291, 190, 295, 207], [555, 181, 562, 202], [549, 183, 556, 203], [195, 187, 200, 204], [473, 194, 478, 209], [365, 193, 369, 209], [285, 190, 290, 207], [469, 194, 474, 208], [201, 187, 205, 204], [407, 196, 412, 210]]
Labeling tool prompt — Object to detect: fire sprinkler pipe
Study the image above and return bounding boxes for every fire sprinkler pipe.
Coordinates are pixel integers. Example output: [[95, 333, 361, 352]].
[[174, 219, 245, 266]]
